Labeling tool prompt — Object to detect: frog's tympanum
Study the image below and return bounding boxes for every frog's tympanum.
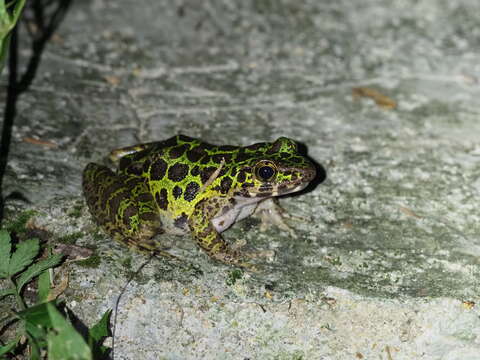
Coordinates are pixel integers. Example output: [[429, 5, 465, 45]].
[[82, 135, 316, 265]]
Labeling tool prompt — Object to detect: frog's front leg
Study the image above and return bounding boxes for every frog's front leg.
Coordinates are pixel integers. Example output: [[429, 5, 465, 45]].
[[188, 197, 244, 265], [253, 198, 301, 238]]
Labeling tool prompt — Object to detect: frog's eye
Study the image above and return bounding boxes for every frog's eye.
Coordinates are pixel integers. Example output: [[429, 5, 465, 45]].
[[255, 161, 277, 182]]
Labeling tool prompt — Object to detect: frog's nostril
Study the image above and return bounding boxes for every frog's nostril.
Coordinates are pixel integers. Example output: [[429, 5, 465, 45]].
[[303, 168, 316, 182]]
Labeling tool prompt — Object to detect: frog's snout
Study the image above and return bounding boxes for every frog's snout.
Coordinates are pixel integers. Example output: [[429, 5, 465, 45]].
[[302, 166, 316, 183]]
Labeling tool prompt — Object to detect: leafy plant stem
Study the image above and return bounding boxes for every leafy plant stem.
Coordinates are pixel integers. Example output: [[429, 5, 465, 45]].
[[8, 276, 26, 311]]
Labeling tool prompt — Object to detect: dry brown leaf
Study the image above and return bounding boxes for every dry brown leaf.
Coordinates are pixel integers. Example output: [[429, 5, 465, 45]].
[[104, 75, 121, 86], [23, 137, 58, 148], [399, 206, 422, 219], [352, 87, 397, 109], [54, 243, 94, 260], [47, 272, 69, 301], [462, 300, 475, 309]]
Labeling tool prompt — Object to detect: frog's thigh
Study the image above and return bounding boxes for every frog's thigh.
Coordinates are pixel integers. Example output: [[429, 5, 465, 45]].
[[83, 163, 117, 227], [83, 163, 162, 250]]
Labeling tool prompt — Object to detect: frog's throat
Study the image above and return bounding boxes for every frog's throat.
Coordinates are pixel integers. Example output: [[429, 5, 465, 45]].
[[247, 181, 310, 198]]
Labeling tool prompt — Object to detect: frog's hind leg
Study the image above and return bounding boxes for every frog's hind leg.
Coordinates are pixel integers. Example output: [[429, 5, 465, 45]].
[[82, 163, 170, 256]]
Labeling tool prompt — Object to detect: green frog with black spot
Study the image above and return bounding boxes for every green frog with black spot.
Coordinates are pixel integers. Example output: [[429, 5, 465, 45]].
[[82, 135, 316, 265]]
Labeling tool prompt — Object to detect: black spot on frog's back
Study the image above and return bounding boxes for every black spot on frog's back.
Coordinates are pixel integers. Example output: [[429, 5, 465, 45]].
[[212, 153, 232, 164], [200, 167, 217, 184], [234, 150, 251, 163], [151, 159, 168, 180], [236, 169, 247, 183], [184, 182, 200, 202], [125, 162, 144, 176], [217, 144, 237, 151], [168, 163, 189, 182], [244, 143, 265, 151], [266, 140, 282, 154], [169, 144, 189, 159], [162, 135, 193, 148], [220, 177, 232, 194], [186, 148, 207, 162], [190, 165, 200, 177], [172, 185, 183, 199], [155, 188, 169, 210]]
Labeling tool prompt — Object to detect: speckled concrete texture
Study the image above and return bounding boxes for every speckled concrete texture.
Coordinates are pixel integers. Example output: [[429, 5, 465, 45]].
[[3, 0, 480, 358]]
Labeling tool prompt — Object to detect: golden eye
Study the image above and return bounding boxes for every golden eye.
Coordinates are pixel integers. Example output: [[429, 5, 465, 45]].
[[255, 161, 277, 181]]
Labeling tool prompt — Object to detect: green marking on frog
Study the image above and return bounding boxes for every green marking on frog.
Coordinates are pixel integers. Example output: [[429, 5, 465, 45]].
[[82, 135, 316, 265]]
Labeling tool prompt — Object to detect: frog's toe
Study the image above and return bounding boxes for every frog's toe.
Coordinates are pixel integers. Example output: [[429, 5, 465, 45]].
[[211, 248, 242, 264], [245, 249, 276, 262], [254, 198, 303, 238]]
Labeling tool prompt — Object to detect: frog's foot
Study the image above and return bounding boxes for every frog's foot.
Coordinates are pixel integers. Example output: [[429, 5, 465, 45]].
[[244, 249, 276, 261], [207, 248, 259, 271], [254, 198, 307, 238], [111, 231, 180, 262], [137, 240, 182, 262]]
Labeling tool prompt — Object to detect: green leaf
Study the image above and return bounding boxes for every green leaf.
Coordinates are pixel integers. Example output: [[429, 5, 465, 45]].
[[0, 3, 13, 39], [17, 302, 54, 350], [0, 335, 20, 356], [37, 269, 52, 303], [0, 0, 10, 29], [0, 0, 6, 16], [0, 0, 27, 75], [0, 287, 15, 299], [0, 32, 10, 74], [88, 309, 111, 343], [1, 0, 26, 35], [25, 320, 48, 347], [16, 253, 63, 292], [89, 309, 112, 357], [26, 332, 43, 360], [10, 0, 26, 27], [17, 300, 57, 327], [0, 229, 12, 277], [8, 238, 40, 276], [46, 303, 92, 360]]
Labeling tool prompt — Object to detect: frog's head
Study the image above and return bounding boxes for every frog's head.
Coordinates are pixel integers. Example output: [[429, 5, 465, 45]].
[[233, 137, 316, 198]]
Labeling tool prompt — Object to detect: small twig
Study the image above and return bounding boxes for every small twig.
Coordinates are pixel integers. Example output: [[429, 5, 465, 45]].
[[198, 157, 225, 194], [385, 345, 394, 360], [111, 254, 155, 360]]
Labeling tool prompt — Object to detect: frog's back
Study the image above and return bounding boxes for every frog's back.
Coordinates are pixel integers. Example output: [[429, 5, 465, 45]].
[[144, 136, 241, 218], [115, 135, 200, 172]]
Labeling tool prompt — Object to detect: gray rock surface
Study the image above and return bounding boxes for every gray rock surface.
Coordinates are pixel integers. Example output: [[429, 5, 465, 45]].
[[3, 0, 480, 358]]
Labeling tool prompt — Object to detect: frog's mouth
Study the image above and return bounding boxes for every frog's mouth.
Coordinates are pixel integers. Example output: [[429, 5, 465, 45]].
[[247, 166, 316, 198]]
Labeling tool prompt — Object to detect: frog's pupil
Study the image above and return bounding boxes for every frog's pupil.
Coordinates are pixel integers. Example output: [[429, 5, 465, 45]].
[[258, 166, 275, 180]]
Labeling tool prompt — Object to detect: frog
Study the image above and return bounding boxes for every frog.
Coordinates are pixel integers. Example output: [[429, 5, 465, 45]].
[[82, 135, 316, 265]]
